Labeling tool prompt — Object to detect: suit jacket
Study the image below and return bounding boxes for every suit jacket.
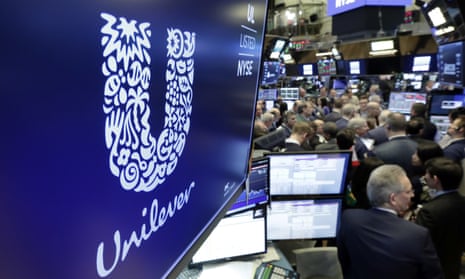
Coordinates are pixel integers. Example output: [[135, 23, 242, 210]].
[[373, 136, 418, 177], [416, 192, 465, 279], [367, 125, 388, 145], [335, 117, 349, 131], [337, 208, 443, 279], [443, 138, 465, 163]]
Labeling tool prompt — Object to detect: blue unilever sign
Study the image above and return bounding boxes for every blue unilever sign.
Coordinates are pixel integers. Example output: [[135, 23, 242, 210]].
[[0, 0, 268, 278]]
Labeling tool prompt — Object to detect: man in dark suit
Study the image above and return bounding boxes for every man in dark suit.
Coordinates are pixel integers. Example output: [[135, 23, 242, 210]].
[[337, 165, 443, 279], [416, 157, 465, 279], [373, 112, 418, 178]]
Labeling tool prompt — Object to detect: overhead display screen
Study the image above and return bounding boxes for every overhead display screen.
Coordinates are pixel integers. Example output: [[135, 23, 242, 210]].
[[327, 0, 411, 16], [0, 0, 268, 278]]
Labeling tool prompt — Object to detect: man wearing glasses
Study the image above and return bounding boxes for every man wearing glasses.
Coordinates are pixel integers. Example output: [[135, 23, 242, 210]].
[[337, 165, 443, 279]]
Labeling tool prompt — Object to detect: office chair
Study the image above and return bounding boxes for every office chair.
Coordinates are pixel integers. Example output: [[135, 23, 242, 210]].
[[293, 246, 343, 279]]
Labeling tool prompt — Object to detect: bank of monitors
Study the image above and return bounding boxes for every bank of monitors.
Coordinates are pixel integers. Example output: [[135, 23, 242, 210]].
[[437, 40, 464, 86], [267, 198, 342, 240], [191, 207, 267, 265], [258, 88, 278, 100], [266, 151, 350, 197], [265, 151, 348, 241], [388, 92, 427, 114]]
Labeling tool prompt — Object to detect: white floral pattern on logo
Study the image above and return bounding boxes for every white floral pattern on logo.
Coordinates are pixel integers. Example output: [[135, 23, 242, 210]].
[[100, 13, 195, 192]]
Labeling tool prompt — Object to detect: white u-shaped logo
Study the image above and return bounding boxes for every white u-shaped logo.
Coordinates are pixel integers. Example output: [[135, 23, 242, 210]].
[[100, 13, 195, 192]]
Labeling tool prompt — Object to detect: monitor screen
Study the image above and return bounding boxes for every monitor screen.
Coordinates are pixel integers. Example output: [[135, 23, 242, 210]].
[[332, 79, 347, 90], [270, 39, 287, 59], [267, 198, 342, 240], [227, 158, 270, 215], [317, 58, 337, 76], [0, 0, 269, 278], [348, 60, 366, 75], [421, 0, 465, 44], [388, 92, 427, 114], [412, 55, 432, 72], [191, 207, 267, 264], [266, 151, 351, 196], [437, 40, 464, 86], [430, 115, 451, 136], [429, 93, 465, 115], [258, 88, 278, 100], [300, 63, 315, 76], [279, 87, 300, 100], [261, 61, 282, 85]]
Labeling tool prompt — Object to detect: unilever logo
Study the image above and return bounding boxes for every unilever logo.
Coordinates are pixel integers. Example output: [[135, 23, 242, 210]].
[[96, 13, 196, 277], [101, 12, 195, 192]]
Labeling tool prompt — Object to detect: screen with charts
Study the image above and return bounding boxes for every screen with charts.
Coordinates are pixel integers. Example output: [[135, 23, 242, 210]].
[[266, 151, 350, 196], [227, 157, 270, 215], [267, 198, 342, 240], [191, 207, 267, 265], [388, 92, 427, 114]]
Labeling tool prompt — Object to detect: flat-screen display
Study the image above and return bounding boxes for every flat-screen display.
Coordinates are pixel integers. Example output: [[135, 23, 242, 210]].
[[430, 115, 450, 136], [0, 0, 268, 278], [266, 151, 351, 196], [346, 59, 367, 75], [412, 55, 432, 72], [227, 157, 270, 215], [429, 93, 465, 115], [317, 58, 337, 76], [261, 61, 282, 85], [267, 198, 342, 240], [270, 39, 287, 59], [300, 63, 316, 76], [388, 92, 427, 114], [421, 0, 465, 44], [437, 40, 464, 86], [258, 88, 279, 100], [279, 87, 300, 100], [191, 207, 267, 264]]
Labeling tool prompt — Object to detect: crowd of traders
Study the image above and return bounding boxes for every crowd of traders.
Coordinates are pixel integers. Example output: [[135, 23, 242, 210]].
[[252, 83, 465, 279]]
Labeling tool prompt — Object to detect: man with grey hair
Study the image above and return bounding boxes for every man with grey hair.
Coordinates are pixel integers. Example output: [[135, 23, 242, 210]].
[[337, 165, 443, 279], [348, 117, 373, 159], [335, 103, 356, 131]]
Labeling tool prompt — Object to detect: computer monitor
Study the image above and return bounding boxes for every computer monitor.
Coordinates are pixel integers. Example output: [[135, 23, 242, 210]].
[[430, 115, 451, 137], [267, 198, 342, 240], [191, 207, 267, 265], [412, 55, 432, 72], [227, 157, 270, 215], [437, 40, 465, 86], [261, 61, 282, 86], [429, 92, 465, 115], [279, 87, 300, 100], [258, 88, 278, 100], [266, 151, 351, 197], [388, 92, 427, 114]]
